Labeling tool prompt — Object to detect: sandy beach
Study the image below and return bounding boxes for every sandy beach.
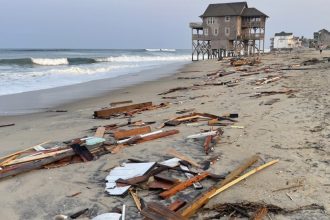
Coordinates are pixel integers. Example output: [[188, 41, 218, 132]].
[[0, 49, 329, 219]]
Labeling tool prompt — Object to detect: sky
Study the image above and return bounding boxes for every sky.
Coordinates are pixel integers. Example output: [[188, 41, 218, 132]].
[[0, 0, 329, 49]]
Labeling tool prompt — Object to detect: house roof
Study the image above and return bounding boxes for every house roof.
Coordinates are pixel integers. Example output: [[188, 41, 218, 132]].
[[242, 7, 268, 17], [201, 2, 248, 17], [275, 31, 293, 37]]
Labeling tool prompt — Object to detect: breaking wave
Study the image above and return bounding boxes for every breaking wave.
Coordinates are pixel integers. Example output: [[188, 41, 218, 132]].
[[0, 55, 189, 67]]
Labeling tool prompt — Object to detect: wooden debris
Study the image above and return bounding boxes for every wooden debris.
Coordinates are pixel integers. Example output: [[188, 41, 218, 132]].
[[209, 160, 279, 199], [141, 202, 186, 220], [203, 135, 213, 155], [180, 165, 203, 189], [168, 200, 187, 212], [166, 148, 200, 168], [261, 98, 280, 106], [70, 144, 94, 162], [129, 189, 142, 211], [158, 87, 189, 95], [94, 127, 106, 138], [70, 208, 89, 219], [110, 100, 133, 106], [0, 149, 75, 180], [255, 76, 282, 85], [231, 57, 261, 67], [113, 126, 151, 140], [127, 129, 179, 145], [0, 123, 15, 128], [176, 108, 195, 114], [179, 155, 260, 217], [66, 192, 81, 198], [159, 172, 209, 199], [250, 90, 297, 98], [94, 102, 152, 119], [272, 183, 303, 192]]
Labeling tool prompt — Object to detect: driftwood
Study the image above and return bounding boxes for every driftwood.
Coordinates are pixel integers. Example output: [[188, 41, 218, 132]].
[[158, 87, 189, 95], [0, 123, 15, 128]]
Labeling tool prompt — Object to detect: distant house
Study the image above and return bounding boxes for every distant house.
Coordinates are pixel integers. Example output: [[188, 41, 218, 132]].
[[313, 29, 330, 49], [270, 32, 301, 51], [189, 2, 268, 60]]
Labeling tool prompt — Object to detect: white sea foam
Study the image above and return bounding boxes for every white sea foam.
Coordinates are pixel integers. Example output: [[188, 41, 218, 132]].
[[31, 58, 69, 66], [96, 55, 190, 63]]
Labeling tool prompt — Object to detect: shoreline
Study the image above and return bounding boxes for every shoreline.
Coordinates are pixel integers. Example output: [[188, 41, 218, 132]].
[[0, 49, 329, 219], [0, 61, 190, 116]]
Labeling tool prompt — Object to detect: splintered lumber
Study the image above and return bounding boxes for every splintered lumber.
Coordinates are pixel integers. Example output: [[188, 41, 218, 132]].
[[117, 130, 164, 144], [203, 135, 213, 155], [113, 126, 151, 140], [129, 189, 142, 211], [1, 148, 71, 166], [209, 160, 279, 198], [110, 100, 133, 106], [70, 144, 94, 162], [166, 148, 200, 168], [168, 200, 187, 212], [180, 165, 203, 189], [0, 123, 15, 128], [141, 202, 186, 220], [252, 207, 268, 220], [129, 130, 179, 145], [159, 172, 210, 199], [94, 102, 152, 118], [94, 127, 106, 138], [0, 150, 75, 180], [179, 155, 259, 217]]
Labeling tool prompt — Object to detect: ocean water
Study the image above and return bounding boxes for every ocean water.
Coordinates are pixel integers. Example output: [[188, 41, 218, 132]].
[[0, 49, 191, 96]]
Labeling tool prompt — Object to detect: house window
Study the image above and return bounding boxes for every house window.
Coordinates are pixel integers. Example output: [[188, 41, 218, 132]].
[[207, 17, 215, 24], [225, 16, 230, 22], [225, 27, 230, 36], [204, 28, 208, 35], [214, 28, 218, 35]]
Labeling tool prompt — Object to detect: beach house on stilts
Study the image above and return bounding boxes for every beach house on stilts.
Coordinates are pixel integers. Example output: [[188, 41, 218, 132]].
[[190, 2, 268, 61]]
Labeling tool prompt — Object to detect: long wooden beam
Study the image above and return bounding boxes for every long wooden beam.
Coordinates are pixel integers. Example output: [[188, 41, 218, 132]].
[[179, 155, 259, 218], [159, 172, 209, 199]]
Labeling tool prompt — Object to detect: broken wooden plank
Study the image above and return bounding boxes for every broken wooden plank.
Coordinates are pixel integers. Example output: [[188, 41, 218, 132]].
[[94, 102, 152, 119], [168, 200, 187, 212], [159, 172, 210, 199], [113, 126, 151, 140], [166, 148, 200, 168], [129, 189, 142, 211], [2, 148, 71, 167], [145, 202, 186, 220], [203, 135, 213, 155], [110, 100, 133, 107], [0, 123, 15, 128], [179, 155, 260, 218], [0, 149, 75, 180], [70, 144, 94, 162], [180, 165, 203, 189], [209, 160, 279, 198], [129, 129, 179, 145], [94, 127, 106, 138]]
